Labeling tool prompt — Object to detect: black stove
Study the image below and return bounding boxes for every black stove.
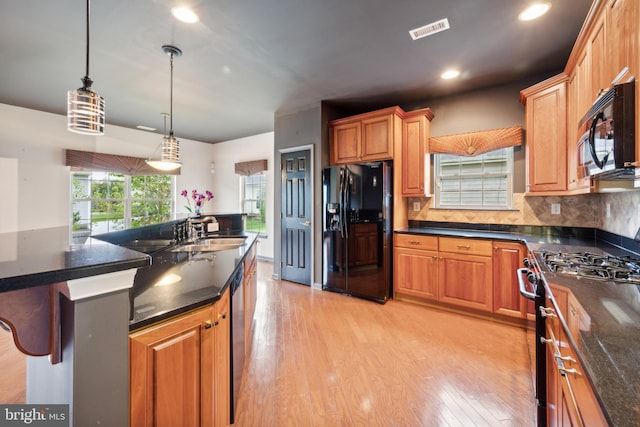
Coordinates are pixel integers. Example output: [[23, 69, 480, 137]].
[[535, 250, 640, 284]]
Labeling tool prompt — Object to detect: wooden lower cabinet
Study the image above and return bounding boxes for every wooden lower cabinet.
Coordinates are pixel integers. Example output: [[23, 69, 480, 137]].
[[438, 251, 493, 312], [545, 284, 607, 427], [394, 246, 438, 300], [394, 234, 438, 300], [244, 245, 258, 356], [492, 242, 526, 318], [130, 288, 230, 427]]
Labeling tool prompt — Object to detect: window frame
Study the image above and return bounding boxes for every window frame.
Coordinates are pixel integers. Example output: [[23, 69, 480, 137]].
[[71, 171, 175, 236], [433, 148, 514, 210], [240, 173, 267, 237]]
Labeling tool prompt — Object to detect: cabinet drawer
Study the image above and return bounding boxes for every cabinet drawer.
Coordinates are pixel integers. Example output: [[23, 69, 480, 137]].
[[394, 234, 438, 250], [439, 237, 492, 256]]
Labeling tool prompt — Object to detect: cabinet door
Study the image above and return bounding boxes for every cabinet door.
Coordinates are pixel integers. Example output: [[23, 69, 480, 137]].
[[361, 114, 393, 161], [402, 114, 426, 196], [606, 0, 638, 83], [492, 242, 526, 318], [394, 247, 438, 300], [525, 79, 568, 192], [438, 252, 493, 311], [331, 122, 361, 165], [213, 290, 231, 427], [589, 15, 607, 100], [130, 306, 213, 427], [351, 223, 379, 266]]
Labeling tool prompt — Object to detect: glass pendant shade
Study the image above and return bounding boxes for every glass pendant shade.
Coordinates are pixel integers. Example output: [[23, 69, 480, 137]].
[[67, 80, 105, 135], [146, 135, 181, 171], [68, 0, 104, 135]]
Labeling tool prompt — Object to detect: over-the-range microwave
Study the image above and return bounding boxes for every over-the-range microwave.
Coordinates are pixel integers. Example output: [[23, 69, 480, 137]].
[[576, 80, 635, 180]]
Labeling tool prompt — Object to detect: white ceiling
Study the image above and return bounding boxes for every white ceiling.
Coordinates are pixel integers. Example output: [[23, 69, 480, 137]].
[[0, 0, 593, 143]]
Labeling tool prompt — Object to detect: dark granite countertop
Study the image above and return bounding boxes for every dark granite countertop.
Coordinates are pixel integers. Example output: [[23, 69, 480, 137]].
[[396, 222, 640, 426], [0, 226, 150, 293], [128, 233, 258, 330]]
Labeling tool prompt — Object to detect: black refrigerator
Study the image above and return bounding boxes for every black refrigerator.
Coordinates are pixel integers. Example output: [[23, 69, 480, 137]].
[[322, 161, 392, 303]]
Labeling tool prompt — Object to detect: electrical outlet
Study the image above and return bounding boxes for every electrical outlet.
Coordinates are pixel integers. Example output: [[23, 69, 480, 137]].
[[551, 203, 561, 215], [413, 202, 421, 212], [606, 203, 611, 218]]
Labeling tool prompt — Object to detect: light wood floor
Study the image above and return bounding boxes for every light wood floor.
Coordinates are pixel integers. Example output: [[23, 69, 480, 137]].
[[0, 260, 537, 426], [235, 261, 536, 426]]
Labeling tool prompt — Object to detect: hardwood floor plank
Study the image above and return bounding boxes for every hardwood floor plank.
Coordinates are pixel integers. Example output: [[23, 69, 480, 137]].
[[235, 261, 536, 427]]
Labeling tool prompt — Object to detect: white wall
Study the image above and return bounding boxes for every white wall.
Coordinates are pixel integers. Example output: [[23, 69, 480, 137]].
[[209, 132, 275, 260], [0, 103, 253, 234]]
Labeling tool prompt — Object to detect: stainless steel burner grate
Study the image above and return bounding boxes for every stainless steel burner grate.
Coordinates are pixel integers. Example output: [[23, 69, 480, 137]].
[[535, 250, 640, 284]]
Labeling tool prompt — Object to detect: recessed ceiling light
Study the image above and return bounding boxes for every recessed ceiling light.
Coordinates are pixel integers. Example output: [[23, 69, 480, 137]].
[[441, 69, 460, 80], [171, 6, 199, 24], [518, 2, 551, 21], [136, 125, 156, 131]]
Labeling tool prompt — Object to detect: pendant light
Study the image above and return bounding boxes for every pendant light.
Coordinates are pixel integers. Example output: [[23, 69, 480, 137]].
[[67, 0, 105, 135], [146, 45, 183, 171]]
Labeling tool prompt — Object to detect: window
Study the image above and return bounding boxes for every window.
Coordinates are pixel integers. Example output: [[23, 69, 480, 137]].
[[434, 148, 513, 209], [241, 173, 267, 236], [71, 171, 174, 237]]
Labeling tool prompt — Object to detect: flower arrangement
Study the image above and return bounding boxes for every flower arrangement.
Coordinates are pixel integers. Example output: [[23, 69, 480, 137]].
[[181, 189, 214, 215]]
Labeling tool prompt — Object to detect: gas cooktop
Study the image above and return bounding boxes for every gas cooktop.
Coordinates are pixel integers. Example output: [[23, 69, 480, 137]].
[[535, 250, 640, 285]]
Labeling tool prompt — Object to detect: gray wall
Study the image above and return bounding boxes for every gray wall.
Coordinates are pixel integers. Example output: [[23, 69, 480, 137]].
[[273, 104, 323, 284]]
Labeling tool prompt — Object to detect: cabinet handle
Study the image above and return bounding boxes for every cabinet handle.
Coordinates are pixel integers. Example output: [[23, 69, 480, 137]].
[[456, 244, 471, 250], [540, 337, 554, 345], [560, 367, 582, 376], [204, 321, 214, 329], [408, 240, 421, 245], [557, 354, 576, 363], [218, 312, 227, 320], [539, 306, 557, 318], [431, 255, 438, 260]]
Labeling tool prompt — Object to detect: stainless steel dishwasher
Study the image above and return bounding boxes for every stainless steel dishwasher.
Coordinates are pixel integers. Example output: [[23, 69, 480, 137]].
[[230, 265, 244, 424]]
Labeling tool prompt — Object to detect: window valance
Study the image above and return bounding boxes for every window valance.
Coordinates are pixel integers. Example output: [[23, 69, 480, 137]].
[[234, 159, 268, 176], [65, 149, 180, 175], [428, 126, 523, 156]]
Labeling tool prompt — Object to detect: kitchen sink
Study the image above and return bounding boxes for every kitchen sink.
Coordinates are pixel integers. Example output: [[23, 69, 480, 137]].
[[170, 236, 247, 252]]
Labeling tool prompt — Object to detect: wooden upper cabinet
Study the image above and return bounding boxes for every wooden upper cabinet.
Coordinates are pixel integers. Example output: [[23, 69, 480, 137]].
[[331, 121, 361, 164], [329, 106, 403, 165], [401, 109, 434, 197], [521, 75, 568, 193], [361, 114, 394, 160], [589, 14, 607, 100], [606, 0, 638, 83]]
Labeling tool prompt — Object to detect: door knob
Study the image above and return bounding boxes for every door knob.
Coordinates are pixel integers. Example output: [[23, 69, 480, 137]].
[[301, 221, 311, 226]]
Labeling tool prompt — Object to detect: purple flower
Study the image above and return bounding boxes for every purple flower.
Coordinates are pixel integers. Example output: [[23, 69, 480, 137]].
[[181, 188, 214, 214]]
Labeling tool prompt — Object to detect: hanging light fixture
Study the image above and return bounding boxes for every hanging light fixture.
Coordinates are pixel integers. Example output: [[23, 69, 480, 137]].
[[67, 0, 105, 135], [146, 45, 183, 171]]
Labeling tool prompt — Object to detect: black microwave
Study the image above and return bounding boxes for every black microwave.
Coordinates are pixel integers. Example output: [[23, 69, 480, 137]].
[[577, 81, 635, 180]]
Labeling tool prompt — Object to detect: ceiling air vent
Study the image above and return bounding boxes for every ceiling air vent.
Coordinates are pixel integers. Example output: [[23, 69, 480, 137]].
[[409, 18, 450, 41]]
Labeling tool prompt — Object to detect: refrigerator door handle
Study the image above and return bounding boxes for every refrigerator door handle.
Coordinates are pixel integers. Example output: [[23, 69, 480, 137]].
[[343, 167, 349, 239], [339, 167, 345, 238]]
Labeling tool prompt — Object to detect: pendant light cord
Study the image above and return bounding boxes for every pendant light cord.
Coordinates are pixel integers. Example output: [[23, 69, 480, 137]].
[[169, 52, 174, 137], [82, 0, 93, 88]]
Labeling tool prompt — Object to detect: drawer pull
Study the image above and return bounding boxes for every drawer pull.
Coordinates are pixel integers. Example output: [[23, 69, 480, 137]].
[[539, 307, 557, 318], [557, 354, 576, 363], [409, 240, 421, 245], [560, 367, 582, 376], [456, 244, 471, 249]]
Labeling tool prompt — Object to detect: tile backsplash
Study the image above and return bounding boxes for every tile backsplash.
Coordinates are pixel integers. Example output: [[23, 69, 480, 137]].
[[408, 191, 640, 239]]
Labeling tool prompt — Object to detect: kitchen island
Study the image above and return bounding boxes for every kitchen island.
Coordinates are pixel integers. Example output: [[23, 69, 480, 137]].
[[0, 225, 150, 426], [396, 222, 640, 426], [0, 216, 258, 427]]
